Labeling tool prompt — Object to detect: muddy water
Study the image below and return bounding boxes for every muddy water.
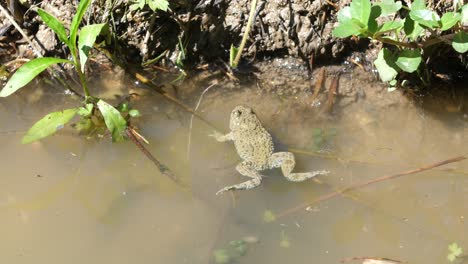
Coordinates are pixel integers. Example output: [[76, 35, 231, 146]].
[[0, 77, 467, 264]]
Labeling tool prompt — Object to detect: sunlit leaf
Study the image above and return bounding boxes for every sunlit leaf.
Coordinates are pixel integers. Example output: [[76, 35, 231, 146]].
[[77, 103, 93, 116], [147, 0, 169, 12], [374, 48, 398, 82], [22, 108, 78, 144], [37, 9, 69, 45], [0, 57, 71, 97], [411, 0, 426, 10], [377, 0, 402, 16], [410, 9, 440, 28], [440, 12, 461, 31], [78, 23, 106, 71], [395, 49, 421, 73], [350, 0, 372, 25], [462, 4, 468, 24], [70, 0, 91, 52], [337, 6, 353, 23], [452, 31, 468, 53], [128, 109, 141, 117], [97, 100, 127, 142]]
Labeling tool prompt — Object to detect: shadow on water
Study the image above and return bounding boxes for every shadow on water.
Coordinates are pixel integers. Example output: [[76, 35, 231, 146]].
[[0, 70, 467, 264]]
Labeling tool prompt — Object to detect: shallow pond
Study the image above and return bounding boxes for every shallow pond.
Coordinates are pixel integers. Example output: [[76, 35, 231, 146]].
[[0, 73, 467, 264]]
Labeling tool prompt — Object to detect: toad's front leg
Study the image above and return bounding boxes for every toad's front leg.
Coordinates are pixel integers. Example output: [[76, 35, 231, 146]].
[[216, 161, 263, 195], [268, 152, 329, 182], [210, 131, 234, 142]]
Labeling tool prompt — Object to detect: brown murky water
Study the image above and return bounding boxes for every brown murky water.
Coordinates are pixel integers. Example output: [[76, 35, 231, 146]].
[[0, 75, 467, 264]]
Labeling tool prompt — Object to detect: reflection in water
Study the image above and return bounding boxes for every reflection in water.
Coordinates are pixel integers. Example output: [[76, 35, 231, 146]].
[[0, 78, 467, 264]]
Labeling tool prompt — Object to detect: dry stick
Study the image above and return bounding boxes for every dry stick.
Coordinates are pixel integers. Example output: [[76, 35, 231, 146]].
[[126, 126, 187, 189], [341, 256, 403, 263], [277, 155, 466, 219], [186, 82, 217, 160], [310, 67, 326, 103], [0, 4, 42, 57]]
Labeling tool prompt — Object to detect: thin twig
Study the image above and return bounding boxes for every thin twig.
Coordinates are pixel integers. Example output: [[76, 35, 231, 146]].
[[187, 83, 217, 160], [277, 155, 466, 218], [126, 126, 188, 189], [325, 74, 340, 113], [0, 4, 43, 57]]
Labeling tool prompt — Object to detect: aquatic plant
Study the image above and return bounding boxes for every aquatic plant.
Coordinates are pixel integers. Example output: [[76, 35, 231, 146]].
[[0, 0, 137, 144], [332, 0, 468, 86], [447, 242, 463, 262]]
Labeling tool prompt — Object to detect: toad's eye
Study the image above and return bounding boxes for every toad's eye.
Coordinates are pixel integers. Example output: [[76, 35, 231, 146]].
[[236, 110, 242, 116]]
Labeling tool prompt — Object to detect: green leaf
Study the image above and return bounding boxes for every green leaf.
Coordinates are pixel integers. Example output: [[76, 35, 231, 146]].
[[128, 109, 141, 117], [367, 5, 381, 33], [147, 0, 169, 12], [411, 0, 426, 10], [337, 6, 353, 23], [378, 20, 404, 33], [410, 9, 440, 28], [395, 49, 422, 73], [440, 12, 461, 31], [350, 0, 372, 26], [403, 17, 424, 40], [374, 48, 398, 82], [37, 9, 69, 45], [213, 249, 230, 264], [78, 23, 106, 71], [77, 103, 93, 116], [70, 0, 91, 53], [22, 108, 78, 144], [332, 21, 363, 37], [376, 0, 402, 16], [229, 44, 239, 67], [447, 243, 463, 262], [452, 31, 468, 53], [462, 4, 468, 24], [0, 57, 71, 97], [97, 100, 127, 142]]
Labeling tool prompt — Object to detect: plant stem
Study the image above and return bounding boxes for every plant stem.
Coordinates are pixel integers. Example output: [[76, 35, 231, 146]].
[[233, 0, 257, 67], [71, 49, 90, 97]]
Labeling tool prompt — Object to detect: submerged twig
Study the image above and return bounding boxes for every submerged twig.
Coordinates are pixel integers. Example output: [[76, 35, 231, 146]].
[[310, 67, 326, 104], [187, 83, 217, 160], [126, 126, 187, 189], [325, 74, 340, 113], [277, 155, 466, 218]]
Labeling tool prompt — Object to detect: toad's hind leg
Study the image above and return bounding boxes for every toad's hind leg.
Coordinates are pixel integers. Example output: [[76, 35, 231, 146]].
[[216, 161, 263, 195], [268, 152, 329, 182]]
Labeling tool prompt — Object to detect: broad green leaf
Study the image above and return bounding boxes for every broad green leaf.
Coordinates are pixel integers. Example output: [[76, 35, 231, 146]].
[[22, 108, 78, 144], [377, 0, 402, 16], [332, 21, 362, 37], [350, 0, 372, 26], [452, 31, 468, 53], [70, 0, 91, 53], [411, 0, 426, 10], [78, 23, 106, 71], [378, 20, 404, 33], [395, 49, 422, 73], [461, 4, 468, 24], [374, 48, 398, 82], [410, 9, 440, 28], [97, 100, 127, 142], [440, 12, 461, 31], [403, 17, 424, 40], [0, 57, 71, 97], [37, 9, 69, 45], [147, 0, 169, 12]]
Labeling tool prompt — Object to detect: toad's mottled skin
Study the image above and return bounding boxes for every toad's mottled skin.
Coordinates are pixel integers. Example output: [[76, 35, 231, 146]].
[[211, 105, 329, 195]]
